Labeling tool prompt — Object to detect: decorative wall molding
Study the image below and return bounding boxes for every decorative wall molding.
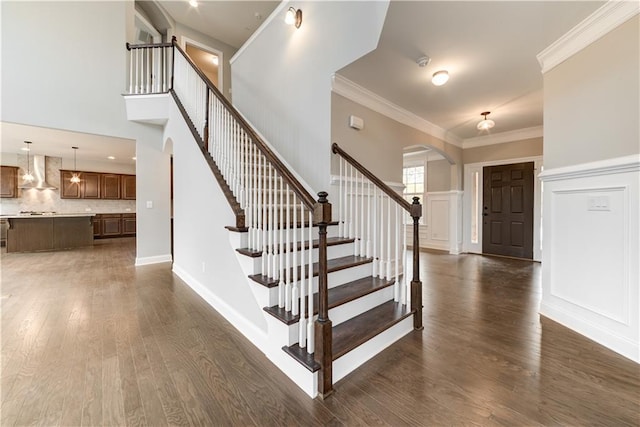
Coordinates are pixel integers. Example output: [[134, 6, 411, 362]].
[[463, 126, 543, 149], [539, 154, 640, 182], [331, 74, 464, 148], [537, 1, 640, 74]]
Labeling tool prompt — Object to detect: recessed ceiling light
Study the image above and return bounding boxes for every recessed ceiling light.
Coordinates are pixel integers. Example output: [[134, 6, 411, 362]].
[[211, 55, 219, 66], [107, 156, 116, 160], [189, 0, 198, 7], [132, 157, 137, 161], [432, 70, 449, 86]]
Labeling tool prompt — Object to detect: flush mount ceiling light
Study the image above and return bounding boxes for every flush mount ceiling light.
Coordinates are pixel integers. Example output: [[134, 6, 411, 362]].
[[107, 156, 115, 160], [285, 7, 302, 28], [477, 111, 495, 130], [431, 70, 449, 86], [22, 141, 34, 182], [70, 146, 81, 183], [189, 0, 198, 7]]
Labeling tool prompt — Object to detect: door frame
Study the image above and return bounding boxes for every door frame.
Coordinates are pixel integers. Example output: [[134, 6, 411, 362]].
[[180, 36, 224, 94], [463, 156, 543, 261]]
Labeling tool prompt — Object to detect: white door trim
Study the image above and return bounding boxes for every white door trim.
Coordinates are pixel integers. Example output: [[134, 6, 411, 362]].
[[180, 36, 224, 93], [463, 156, 543, 261]]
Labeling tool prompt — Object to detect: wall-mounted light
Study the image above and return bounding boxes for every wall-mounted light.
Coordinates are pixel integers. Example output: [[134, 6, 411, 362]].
[[432, 70, 449, 86], [70, 146, 81, 183], [285, 7, 302, 28], [477, 111, 495, 130], [22, 141, 34, 182]]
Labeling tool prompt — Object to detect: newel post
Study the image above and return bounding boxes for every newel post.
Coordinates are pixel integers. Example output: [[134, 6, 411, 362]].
[[410, 197, 424, 330], [314, 191, 334, 399]]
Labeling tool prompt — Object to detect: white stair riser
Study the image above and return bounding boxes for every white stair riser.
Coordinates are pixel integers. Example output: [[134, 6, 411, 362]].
[[229, 225, 341, 251], [250, 242, 356, 276], [329, 285, 395, 326], [266, 314, 300, 346], [332, 315, 414, 384]]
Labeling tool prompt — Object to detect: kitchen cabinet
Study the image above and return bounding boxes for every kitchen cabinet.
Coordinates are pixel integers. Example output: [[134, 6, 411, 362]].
[[101, 214, 122, 236], [1, 166, 18, 198], [122, 213, 136, 235], [6, 215, 93, 253], [60, 171, 134, 200], [82, 172, 101, 199], [101, 174, 121, 199], [94, 213, 136, 238], [122, 175, 136, 200]]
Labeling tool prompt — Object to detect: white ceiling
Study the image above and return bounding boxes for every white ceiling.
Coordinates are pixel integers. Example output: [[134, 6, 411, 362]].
[[0, 122, 136, 165], [157, 0, 280, 48]]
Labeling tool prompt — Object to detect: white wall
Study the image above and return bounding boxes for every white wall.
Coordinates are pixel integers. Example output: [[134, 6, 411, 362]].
[[1, 1, 171, 263], [540, 15, 640, 362], [231, 1, 390, 194]]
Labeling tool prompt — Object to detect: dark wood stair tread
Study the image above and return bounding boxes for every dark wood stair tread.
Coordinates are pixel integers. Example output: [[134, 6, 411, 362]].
[[237, 236, 355, 258], [283, 301, 414, 372], [249, 255, 372, 288], [225, 220, 339, 233], [264, 276, 394, 324]]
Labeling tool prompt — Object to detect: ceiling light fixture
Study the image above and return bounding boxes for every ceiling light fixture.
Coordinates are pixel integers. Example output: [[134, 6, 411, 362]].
[[22, 141, 34, 182], [107, 156, 115, 160], [189, 0, 198, 7], [211, 55, 219, 66], [70, 146, 81, 183], [285, 7, 302, 28], [431, 70, 449, 86], [416, 56, 431, 68], [477, 111, 495, 130]]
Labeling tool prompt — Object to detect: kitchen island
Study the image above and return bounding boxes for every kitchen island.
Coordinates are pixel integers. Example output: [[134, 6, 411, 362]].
[[4, 214, 95, 253]]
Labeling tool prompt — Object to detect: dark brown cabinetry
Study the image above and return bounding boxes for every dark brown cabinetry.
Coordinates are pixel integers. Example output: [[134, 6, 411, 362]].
[[60, 171, 135, 200], [1, 166, 18, 198], [122, 175, 136, 200], [101, 174, 121, 199], [93, 213, 136, 238]]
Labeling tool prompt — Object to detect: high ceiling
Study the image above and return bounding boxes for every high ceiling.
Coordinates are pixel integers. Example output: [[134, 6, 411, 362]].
[[338, 1, 605, 141], [156, 0, 605, 144]]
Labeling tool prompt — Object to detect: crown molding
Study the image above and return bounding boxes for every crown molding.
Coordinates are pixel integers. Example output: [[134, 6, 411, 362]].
[[463, 126, 543, 149], [331, 74, 464, 148], [537, 1, 640, 74]]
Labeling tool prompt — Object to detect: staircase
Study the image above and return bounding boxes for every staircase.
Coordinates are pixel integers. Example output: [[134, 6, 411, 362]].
[[124, 38, 423, 398]]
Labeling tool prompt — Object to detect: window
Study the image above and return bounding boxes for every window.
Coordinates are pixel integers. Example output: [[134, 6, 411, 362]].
[[403, 165, 425, 225]]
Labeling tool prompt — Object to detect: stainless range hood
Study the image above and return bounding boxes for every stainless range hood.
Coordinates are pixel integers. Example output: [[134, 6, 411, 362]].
[[18, 155, 57, 190]]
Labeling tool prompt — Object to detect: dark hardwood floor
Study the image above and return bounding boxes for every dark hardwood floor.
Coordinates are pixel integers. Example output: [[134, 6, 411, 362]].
[[1, 239, 638, 426]]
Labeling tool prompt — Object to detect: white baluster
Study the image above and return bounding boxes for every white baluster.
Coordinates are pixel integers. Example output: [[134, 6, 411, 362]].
[[278, 176, 285, 308], [292, 193, 299, 316], [354, 170, 359, 256], [338, 157, 343, 238], [259, 154, 265, 259], [307, 210, 314, 354], [266, 163, 273, 279], [379, 191, 384, 278], [261, 155, 268, 277], [366, 180, 372, 258], [343, 159, 348, 239], [403, 204, 408, 305], [394, 203, 400, 302], [135, 49, 140, 93], [285, 184, 291, 312], [129, 49, 133, 94], [271, 166, 277, 280], [349, 164, 354, 239], [360, 173, 365, 256], [387, 195, 392, 280], [299, 203, 307, 348]]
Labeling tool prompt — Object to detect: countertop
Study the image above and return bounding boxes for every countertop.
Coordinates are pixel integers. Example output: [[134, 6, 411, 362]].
[[0, 213, 97, 219]]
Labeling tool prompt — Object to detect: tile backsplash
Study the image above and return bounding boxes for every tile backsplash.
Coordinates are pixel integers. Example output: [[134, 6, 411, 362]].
[[0, 156, 136, 215]]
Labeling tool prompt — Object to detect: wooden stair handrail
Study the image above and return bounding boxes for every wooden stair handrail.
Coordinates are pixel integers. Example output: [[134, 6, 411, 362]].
[[171, 40, 317, 211], [331, 142, 413, 214], [126, 41, 173, 50]]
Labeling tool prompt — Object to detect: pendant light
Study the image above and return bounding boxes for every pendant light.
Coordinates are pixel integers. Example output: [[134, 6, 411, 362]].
[[477, 111, 495, 130], [70, 146, 81, 183], [22, 141, 34, 182]]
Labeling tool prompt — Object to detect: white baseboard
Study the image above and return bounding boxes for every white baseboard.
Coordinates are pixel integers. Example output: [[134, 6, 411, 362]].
[[172, 263, 268, 348], [135, 254, 172, 266], [540, 302, 639, 363]]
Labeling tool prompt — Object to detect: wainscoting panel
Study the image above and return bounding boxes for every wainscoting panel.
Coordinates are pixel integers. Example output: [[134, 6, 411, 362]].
[[539, 155, 639, 362]]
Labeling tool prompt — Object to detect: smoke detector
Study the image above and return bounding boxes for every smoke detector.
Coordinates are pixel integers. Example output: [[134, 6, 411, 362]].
[[416, 56, 431, 67]]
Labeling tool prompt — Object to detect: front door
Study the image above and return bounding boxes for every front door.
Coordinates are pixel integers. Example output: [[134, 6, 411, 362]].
[[482, 162, 534, 259]]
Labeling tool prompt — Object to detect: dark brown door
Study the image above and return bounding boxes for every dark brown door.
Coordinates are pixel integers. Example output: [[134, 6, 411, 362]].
[[482, 162, 534, 259]]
